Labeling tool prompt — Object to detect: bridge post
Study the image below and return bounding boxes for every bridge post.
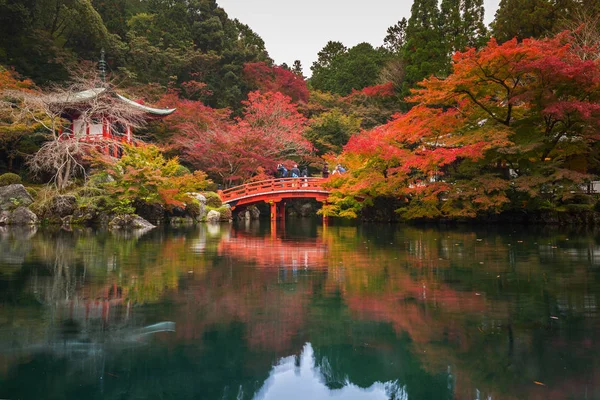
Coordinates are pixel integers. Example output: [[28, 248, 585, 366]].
[[270, 201, 277, 221], [278, 201, 286, 220]]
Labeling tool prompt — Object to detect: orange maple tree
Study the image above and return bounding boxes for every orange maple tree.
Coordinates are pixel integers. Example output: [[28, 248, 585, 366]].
[[324, 32, 600, 220]]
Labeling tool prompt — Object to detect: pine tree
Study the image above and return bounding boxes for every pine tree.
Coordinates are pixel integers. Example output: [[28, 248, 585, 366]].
[[461, 0, 488, 48], [292, 60, 304, 77], [403, 0, 446, 90], [492, 0, 576, 42], [440, 0, 488, 55], [383, 18, 408, 53]]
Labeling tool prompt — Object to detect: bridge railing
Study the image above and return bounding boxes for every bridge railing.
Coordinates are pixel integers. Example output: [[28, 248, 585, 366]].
[[218, 178, 328, 202]]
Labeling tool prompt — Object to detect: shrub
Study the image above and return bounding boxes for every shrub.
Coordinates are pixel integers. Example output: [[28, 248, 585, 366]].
[[186, 200, 202, 218], [0, 173, 22, 186], [204, 191, 222, 208]]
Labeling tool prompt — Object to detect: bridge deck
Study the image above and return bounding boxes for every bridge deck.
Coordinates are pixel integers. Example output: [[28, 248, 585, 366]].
[[218, 178, 330, 206]]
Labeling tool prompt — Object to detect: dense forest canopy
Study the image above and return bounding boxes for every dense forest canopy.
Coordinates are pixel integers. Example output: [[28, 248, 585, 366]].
[[1, 0, 599, 220]]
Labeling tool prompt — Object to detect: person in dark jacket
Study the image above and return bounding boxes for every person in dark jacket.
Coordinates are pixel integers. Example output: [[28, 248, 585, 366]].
[[291, 164, 301, 178], [277, 164, 288, 178], [322, 163, 329, 178]]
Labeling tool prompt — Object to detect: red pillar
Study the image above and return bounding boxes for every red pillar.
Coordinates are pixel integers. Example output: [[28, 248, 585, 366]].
[[278, 201, 286, 220]]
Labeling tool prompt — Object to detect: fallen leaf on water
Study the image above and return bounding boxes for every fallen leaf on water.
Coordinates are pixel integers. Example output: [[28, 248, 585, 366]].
[[534, 381, 546, 386], [550, 316, 559, 320]]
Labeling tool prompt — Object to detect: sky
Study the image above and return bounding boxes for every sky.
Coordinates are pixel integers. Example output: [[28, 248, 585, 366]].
[[218, 0, 501, 76]]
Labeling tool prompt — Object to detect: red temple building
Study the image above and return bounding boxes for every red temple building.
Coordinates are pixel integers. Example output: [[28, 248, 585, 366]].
[[56, 87, 176, 156]]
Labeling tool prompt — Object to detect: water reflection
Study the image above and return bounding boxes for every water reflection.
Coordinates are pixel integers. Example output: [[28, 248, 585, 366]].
[[256, 343, 406, 400], [0, 223, 598, 399]]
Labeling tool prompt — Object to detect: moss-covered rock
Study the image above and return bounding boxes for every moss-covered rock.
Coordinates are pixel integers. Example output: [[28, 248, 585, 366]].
[[0, 184, 33, 211], [204, 192, 222, 208], [0, 173, 22, 186]]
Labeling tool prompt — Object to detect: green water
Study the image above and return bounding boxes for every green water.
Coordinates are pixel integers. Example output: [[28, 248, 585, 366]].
[[0, 221, 598, 400]]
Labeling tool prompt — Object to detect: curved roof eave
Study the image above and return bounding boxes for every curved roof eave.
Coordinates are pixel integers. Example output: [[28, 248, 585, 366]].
[[116, 94, 176, 116]]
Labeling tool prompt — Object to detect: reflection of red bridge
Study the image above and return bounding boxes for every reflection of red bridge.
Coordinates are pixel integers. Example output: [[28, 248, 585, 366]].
[[218, 178, 330, 222], [219, 234, 329, 268]]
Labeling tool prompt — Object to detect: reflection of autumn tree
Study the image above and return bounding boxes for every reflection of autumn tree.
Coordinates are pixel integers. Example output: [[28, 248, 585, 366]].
[[317, 225, 600, 400]]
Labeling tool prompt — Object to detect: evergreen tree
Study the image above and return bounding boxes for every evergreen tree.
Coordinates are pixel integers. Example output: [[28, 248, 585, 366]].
[[292, 60, 304, 77], [403, 0, 446, 90], [440, 0, 488, 57], [461, 0, 488, 48], [383, 18, 408, 54], [492, 0, 576, 42], [310, 43, 391, 95]]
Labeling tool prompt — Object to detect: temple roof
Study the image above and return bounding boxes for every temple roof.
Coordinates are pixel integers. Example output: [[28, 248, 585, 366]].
[[51, 87, 176, 116], [115, 93, 176, 116]]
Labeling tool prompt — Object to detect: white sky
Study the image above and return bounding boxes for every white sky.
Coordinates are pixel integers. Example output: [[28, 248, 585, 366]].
[[218, 0, 501, 76]]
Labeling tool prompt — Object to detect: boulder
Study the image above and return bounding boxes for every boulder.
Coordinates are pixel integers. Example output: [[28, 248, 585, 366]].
[[299, 203, 314, 218], [206, 210, 221, 223], [248, 205, 260, 220], [108, 215, 156, 230], [0, 184, 33, 211], [219, 204, 233, 221], [0, 211, 9, 225], [187, 193, 207, 204], [134, 201, 165, 225], [197, 202, 207, 221], [237, 210, 251, 221], [71, 206, 98, 226], [8, 207, 38, 225], [49, 195, 77, 217]]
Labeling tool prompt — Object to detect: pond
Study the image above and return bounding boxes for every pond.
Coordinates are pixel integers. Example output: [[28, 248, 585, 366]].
[[0, 221, 598, 399]]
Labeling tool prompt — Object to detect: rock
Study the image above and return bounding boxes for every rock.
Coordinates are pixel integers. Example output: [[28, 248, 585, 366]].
[[49, 195, 77, 217], [71, 206, 98, 226], [187, 193, 207, 204], [97, 211, 114, 227], [0, 211, 9, 225], [8, 207, 38, 225], [0, 184, 33, 211], [219, 204, 232, 221], [206, 210, 221, 223], [108, 215, 155, 230], [248, 206, 260, 220], [134, 201, 165, 225], [197, 202, 207, 221], [299, 203, 314, 218], [238, 210, 250, 221]]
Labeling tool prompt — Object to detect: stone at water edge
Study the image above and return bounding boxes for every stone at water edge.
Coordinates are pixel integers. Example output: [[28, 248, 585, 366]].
[[0, 184, 33, 211], [0, 211, 9, 225], [248, 206, 260, 220], [49, 195, 77, 218], [108, 215, 156, 230], [8, 207, 38, 225], [206, 210, 221, 223], [220, 204, 233, 221]]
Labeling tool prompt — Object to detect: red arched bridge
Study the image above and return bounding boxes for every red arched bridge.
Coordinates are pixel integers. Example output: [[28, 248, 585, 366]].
[[218, 178, 330, 221]]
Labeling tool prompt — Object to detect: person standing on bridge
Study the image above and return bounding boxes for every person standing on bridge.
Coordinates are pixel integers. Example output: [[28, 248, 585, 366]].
[[291, 164, 300, 178], [301, 166, 309, 187], [277, 163, 288, 178], [322, 163, 329, 178]]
